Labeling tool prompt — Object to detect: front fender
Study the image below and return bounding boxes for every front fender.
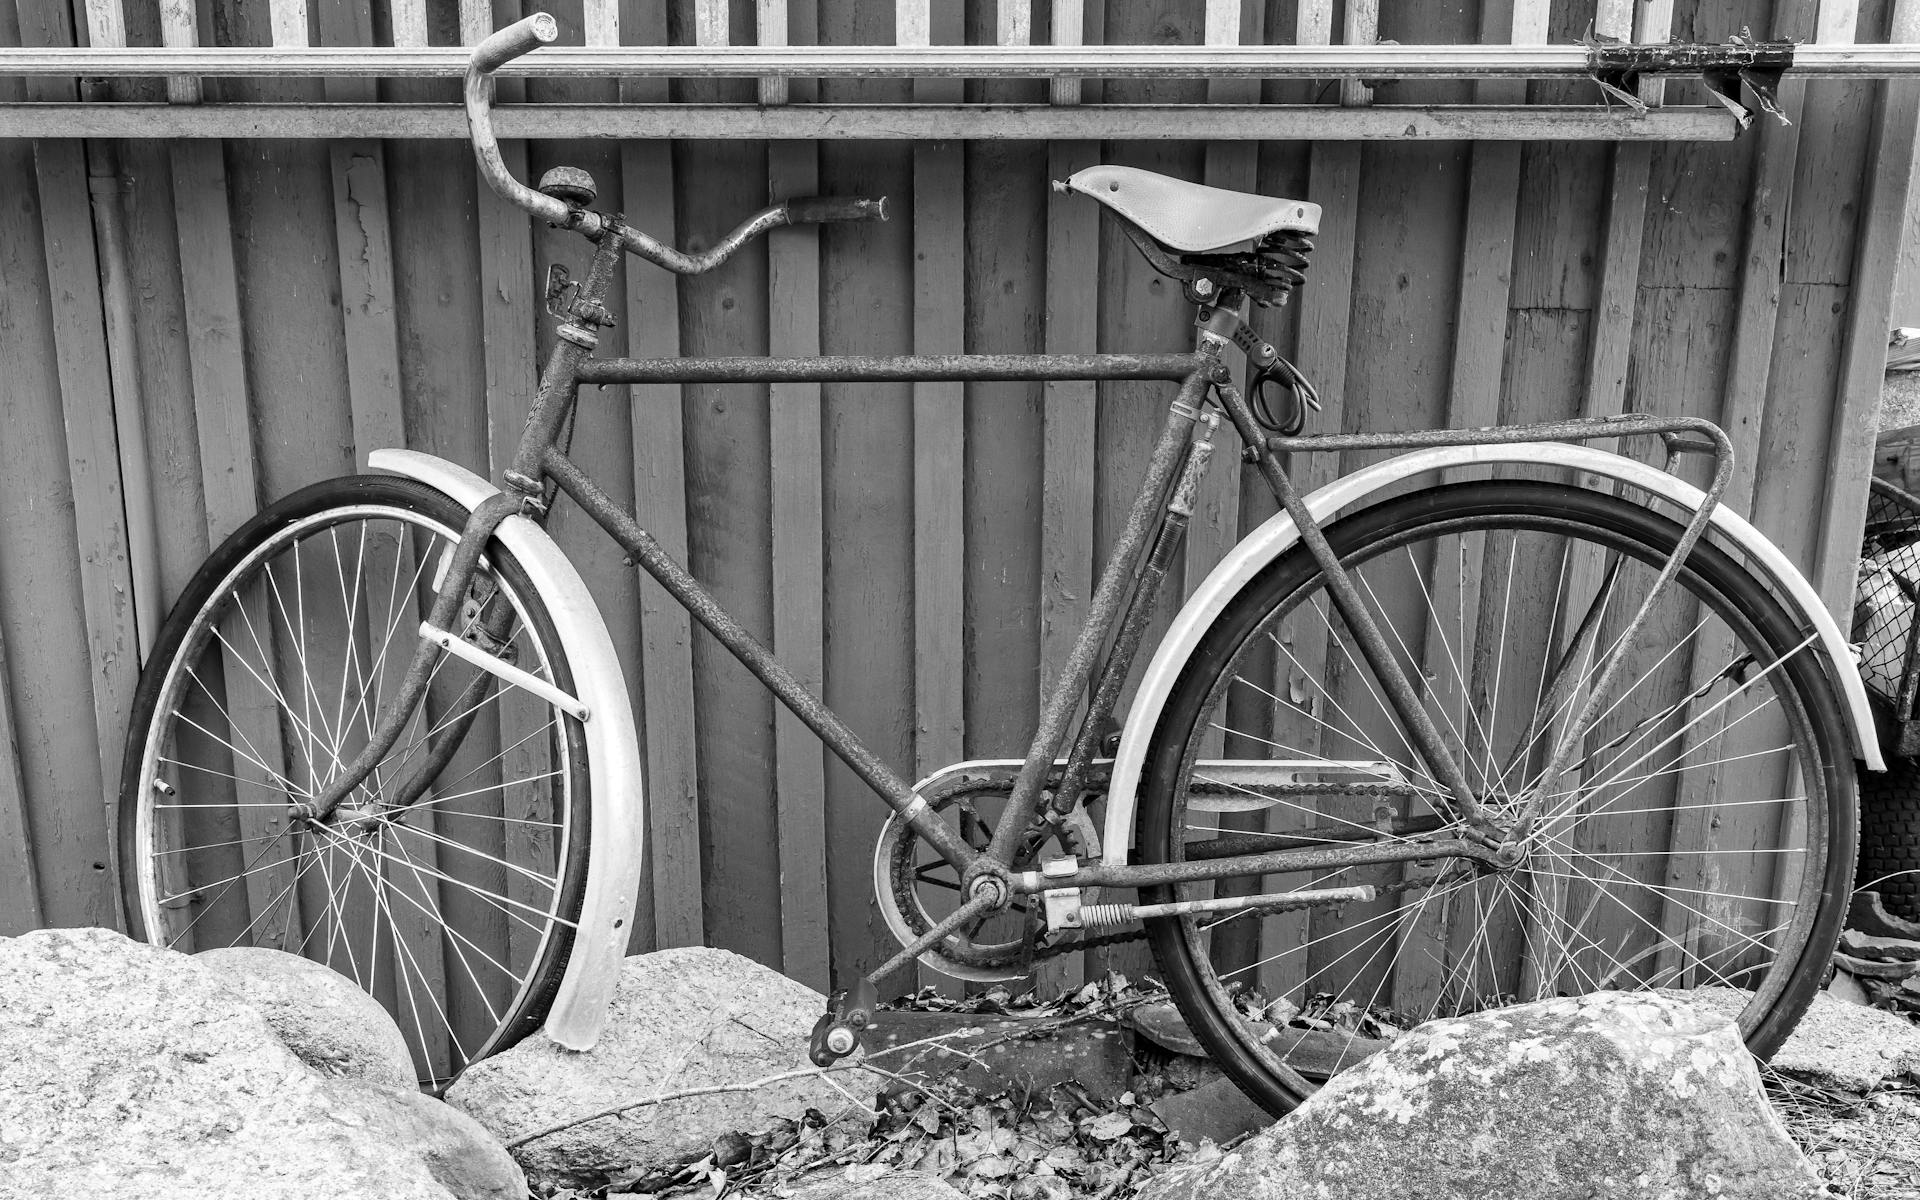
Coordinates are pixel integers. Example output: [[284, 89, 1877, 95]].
[[369, 450, 643, 1051], [1101, 441, 1882, 869]]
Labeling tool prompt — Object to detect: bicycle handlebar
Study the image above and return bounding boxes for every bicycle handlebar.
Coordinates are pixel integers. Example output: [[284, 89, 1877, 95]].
[[464, 14, 570, 227], [464, 12, 888, 271]]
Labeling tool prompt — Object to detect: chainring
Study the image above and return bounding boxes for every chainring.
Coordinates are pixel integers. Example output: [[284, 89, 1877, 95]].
[[872, 765, 1104, 982]]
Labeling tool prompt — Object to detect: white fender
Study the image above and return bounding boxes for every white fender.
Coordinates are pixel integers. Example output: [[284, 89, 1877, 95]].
[[370, 449, 643, 1051], [1101, 441, 1883, 869]]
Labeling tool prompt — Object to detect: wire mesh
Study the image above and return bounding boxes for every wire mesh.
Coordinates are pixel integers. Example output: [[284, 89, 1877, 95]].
[[1853, 479, 1920, 716]]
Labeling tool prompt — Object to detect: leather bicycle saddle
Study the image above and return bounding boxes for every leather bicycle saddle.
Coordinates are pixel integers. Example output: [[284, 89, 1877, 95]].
[[1060, 164, 1320, 252]]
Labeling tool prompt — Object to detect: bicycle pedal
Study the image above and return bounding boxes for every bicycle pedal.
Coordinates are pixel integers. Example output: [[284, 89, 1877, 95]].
[[807, 978, 877, 1067]]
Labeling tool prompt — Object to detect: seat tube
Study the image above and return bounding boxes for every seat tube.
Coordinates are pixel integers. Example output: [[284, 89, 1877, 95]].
[[982, 367, 1213, 870]]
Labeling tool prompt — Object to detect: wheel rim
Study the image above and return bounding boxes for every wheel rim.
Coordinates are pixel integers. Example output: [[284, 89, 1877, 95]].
[[130, 502, 581, 1089], [1154, 498, 1837, 1097]]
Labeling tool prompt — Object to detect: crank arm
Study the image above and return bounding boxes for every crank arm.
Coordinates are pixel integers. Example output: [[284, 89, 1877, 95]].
[[808, 976, 879, 1067]]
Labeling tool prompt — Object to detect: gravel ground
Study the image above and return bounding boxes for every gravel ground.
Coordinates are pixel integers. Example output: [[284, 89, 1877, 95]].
[[1769, 1069, 1920, 1200]]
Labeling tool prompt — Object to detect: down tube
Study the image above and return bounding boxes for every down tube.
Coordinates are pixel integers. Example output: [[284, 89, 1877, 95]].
[[537, 447, 978, 871]]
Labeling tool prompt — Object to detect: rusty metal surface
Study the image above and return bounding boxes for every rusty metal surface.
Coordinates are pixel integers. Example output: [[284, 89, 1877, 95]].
[[42, 39, 1920, 81], [537, 446, 979, 870], [578, 353, 1204, 385]]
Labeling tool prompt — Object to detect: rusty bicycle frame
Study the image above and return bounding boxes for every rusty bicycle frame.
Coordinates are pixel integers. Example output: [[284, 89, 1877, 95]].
[[294, 13, 1743, 1020]]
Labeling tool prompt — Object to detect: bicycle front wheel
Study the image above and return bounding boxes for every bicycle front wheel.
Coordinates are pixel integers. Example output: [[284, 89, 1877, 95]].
[[1138, 480, 1857, 1114], [119, 475, 591, 1090]]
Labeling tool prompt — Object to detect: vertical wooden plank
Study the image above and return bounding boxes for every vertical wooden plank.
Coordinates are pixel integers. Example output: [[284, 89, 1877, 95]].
[[1256, 0, 1358, 1002], [906, 0, 964, 994], [171, 141, 304, 949], [1582, 0, 1671, 429], [619, 0, 703, 954], [996, 0, 1030, 49], [1037, 0, 1096, 993], [1655, 0, 1840, 982], [758, 0, 788, 106], [389, 0, 427, 49], [1387, 0, 1552, 1012], [907, 8, 964, 791], [35, 139, 138, 933], [0, 625, 42, 934], [1338, 0, 1378, 107], [1048, 0, 1082, 106], [461, 0, 537, 481], [156, 0, 200, 104], [268, 0, 308, 49], [79, 0, 161, 664], [1195, 0, 1266, 976], [763, 0, 832, 994], [675, 18, 780, 969], [1816, 2, 1920, 616], [318, 8, 403, 472], [694, 0, 729, 47], [0, 122, 113, 931], [1185, 0, 1253, 597], [78, 0, 122, 47]]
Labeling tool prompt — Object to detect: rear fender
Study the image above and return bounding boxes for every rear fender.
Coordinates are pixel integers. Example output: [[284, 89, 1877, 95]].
[[1100, 442, 1882, 869]]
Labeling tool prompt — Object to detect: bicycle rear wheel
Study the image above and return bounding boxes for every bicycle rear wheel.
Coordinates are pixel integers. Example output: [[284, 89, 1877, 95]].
[[119, 475, 590, 1090], [1138, 480, 1857, 1114]]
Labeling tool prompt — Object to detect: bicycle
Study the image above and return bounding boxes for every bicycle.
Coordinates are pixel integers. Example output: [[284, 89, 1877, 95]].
[[118, 12, 1882, 1112]]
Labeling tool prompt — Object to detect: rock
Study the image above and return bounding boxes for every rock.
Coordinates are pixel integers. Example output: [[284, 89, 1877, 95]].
[[0, 927, 525, 1200], [1850, 891, 1920, 941], [742, 1169, 965, 1199], [1688, 986, 1920, 1092], [330, 1082, 526, 1200], [195, 945, 417, 1088], [1132, 1000, 1206, 1057], [1134, 991, 1821, 1200], [1148, 1075, 1272, 1148], [863, 1011, 1132, 1104], [445, 947, 880, 1189]]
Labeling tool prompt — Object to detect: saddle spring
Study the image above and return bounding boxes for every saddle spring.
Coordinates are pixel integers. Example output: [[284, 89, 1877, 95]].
[[1183, 228, 1315, 308]]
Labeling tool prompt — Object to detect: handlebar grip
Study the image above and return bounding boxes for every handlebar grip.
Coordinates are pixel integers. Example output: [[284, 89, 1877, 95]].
[[783, 196, 890, 225], [472, 12, 558, 75]]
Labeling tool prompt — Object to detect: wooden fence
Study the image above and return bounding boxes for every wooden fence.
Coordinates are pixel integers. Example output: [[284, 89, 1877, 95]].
[[1, 0, 1917, 998]]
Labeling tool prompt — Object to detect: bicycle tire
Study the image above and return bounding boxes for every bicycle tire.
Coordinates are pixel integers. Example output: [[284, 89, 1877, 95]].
[[119, 475, 591, 1091], [1137, 480, 1857, 1115]]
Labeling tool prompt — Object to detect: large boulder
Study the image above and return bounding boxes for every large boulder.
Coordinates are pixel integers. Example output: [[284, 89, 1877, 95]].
[[0, 927, 523, 1200], [446, 947, 879, 1189], [195, 945, 417, 1088], [1135, 991, 1821, 1200]]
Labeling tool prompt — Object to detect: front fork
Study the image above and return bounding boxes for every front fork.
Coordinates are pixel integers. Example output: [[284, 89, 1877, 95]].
[[293, 221, 627, 829]]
